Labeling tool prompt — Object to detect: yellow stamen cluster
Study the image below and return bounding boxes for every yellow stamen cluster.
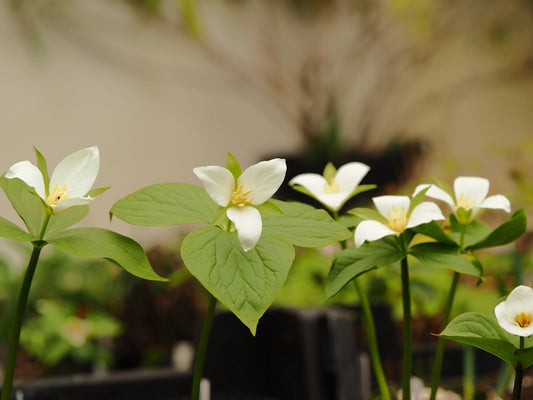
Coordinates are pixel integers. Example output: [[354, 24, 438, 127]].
[[387, 206, 407, 232], [515, 312, 531, 328], [46, 184, 69, 206], [324, 180, 340, 194], [457, 193, 476, 210], [231, 184, 252, 207]]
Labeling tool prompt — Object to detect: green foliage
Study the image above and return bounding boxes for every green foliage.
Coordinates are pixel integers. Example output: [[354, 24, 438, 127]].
[[33, 147, 50, 193], [225, 152, 241, 180], [466, 209, 527, 251]]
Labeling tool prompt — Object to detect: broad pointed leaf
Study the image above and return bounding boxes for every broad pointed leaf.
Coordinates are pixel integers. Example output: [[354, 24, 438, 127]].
[[448, 215, 491, 248], [181, 226, 295, 334], [0, 216, 35, 241], [412, 220, 457, 245], [110, 183, 217, 226], [44, 205, 89, 238], [467, 209, 527, 251], [47, 228, 166, 282], [34, 146, 50, 193], [409, 242, 481, 277], [225, 152, 241, 180]]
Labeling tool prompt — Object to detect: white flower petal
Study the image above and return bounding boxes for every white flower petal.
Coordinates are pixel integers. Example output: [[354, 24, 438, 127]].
[[335, 162, 370, 194], [406, 202, 444, 228], [495, 286, 533, 337], [227, 206, 262, 251], [289, 173, 328, 197], [50, 146, 100, 198], [4, 160, 46, 199], [373, 196, 410, 219], [480, 194, 511, 213], [238, 158, 286, 205], [418, 183, 456, 210], [454, 177, 489, 208], [315, 193, 350, 211], [354, 220, 396, 247], [193, 165, 234, 207]]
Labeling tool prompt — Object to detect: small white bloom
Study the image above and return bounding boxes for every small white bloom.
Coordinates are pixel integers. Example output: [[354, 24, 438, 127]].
[[495, 285, 533, 337], [5, 146, 100, 213], [415, 176, 510, 223], [354, 194, 444, 247], [289, 162, 370, 212], [193, 158, 286, 252]]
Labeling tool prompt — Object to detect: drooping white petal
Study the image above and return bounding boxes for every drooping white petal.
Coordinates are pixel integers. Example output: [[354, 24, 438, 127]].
[[4, 160, 46, 199], [480, 194, 511, 213], [289, 173, 327, 197], [335, 162, 370, 194], [373, 196, 411, 219], [50, 146, 100, 198], [238, 158, 286, 205], [227, 206, 262, 251], [495, 285, 533, 337], [193, 165, 235, 207], [354, 220, 397, 247], [406, 202, 445, 229], [454, 177, 489, 209], [416, 184, 456, 209]]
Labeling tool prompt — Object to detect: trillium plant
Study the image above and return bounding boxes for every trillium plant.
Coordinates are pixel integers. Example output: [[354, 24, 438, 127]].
[[441, 285, 533, 400], [110, 152, 351, 400], [0, 146, 164, 400], [324, 176, 526, 400]]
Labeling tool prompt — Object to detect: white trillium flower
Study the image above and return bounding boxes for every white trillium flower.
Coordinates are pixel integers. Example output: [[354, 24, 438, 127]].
[[495, 285, 533, 337], [415, 176, 510, 224], [193, 158, 286, 252], [354, 195, 444, 247], [5, 146, 100, 214], [289, 162, 370, 212]]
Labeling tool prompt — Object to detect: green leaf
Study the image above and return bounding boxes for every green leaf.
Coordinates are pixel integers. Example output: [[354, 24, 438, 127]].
[[110, 183, 217, 226], [226, 152, 241, 180], [87, 187, 110, 198], [348, 207, 388, 225], [467, 209, 527, 251], [0, 216, 35, 241], [516, 347, 533, 369], [408, 185, 429, 215], [255, 200, 283, 215], [181, 226, 295, 334], [47, 228, 166, 282], [0, 177, 47, 237], [44, 205, 89, 238], [263, 200, 351, 247], [323, 162, 336, 184], [34, 146, 50, 195], [412, 221, 457, 245], [448, 215, 492, 248], [325, 238, 405, 300], [440, 312, 518, 367], [409, 242, 481, 277], [349, 184, 377, 198]]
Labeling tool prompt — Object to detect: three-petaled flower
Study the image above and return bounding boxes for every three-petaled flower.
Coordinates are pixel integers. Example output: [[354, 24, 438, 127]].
[[289, 162, 371, 212], [354, 194, 444, 247], [193, 158, 286, 252], [495, 285, 533, 337], [415, 176, 510, 224], [5, 146, 100, 214]]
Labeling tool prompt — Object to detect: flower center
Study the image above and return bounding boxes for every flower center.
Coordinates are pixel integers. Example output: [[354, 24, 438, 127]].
[[457, 193, 476, 210], [324, 180, 340, 194], [387, 206, 407, 232], [46, 184, 69, 206], [231, 184, 253, 207], [515, 312, 532, 328]]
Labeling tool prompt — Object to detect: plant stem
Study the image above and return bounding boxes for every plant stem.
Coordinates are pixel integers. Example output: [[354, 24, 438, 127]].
[[512, 337, 525, 400], [401, 257, 412, 400], [191, 292, 217, 400], [353, 279, 391, 400], [1, 214, 50, 400], [429, 271, 460, 400], [463, 345, 475, 400]]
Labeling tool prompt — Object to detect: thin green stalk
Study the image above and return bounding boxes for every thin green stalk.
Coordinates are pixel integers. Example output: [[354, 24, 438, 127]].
[[429, 271, 460, 400], [1, 214, 50, 400], [353, 279, 391, 400], [463, 345, 475, 400], [401, 257, 412, 400], [512, 337, 525, 400], [191, 292, 217, 400]]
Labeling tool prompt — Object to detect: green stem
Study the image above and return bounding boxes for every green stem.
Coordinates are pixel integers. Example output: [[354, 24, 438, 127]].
[[512, 338, 525, 400], [429, 271, 460, 400], [353, 279, 391, 400], [1, 214, 50, 400], [191, 292, 217, 400], [463, 345, 475, 400], [401, 257, 412, 400]]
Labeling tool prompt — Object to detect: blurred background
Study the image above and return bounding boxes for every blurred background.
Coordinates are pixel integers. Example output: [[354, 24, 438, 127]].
[[2, 0, 533, 396]]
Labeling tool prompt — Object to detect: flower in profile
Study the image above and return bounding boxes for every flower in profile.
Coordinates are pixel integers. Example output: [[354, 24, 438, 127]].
[[193, 158, 286, 252], [354, 194, 444, 247], [5, 146, 100, 214], [495, 285, 533, 337], [289, 162, 371, 212], [415, 176, 510, 224]]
